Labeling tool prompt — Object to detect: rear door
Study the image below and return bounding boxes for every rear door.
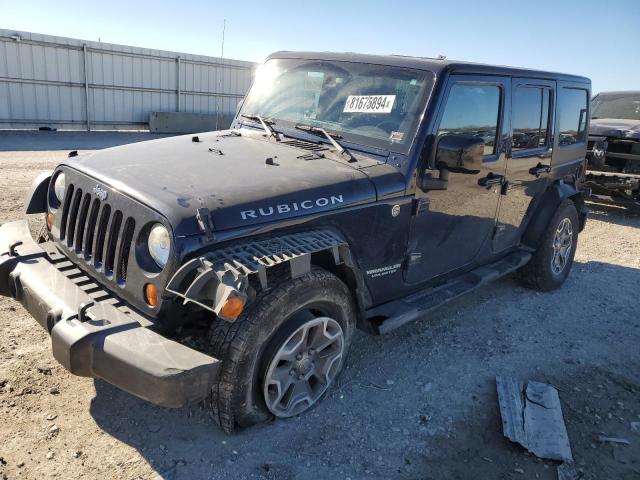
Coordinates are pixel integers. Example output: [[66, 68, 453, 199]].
[[493, 78, 555, 252]]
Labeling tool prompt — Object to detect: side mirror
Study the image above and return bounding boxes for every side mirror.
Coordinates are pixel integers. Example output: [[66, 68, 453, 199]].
[[434, 135, 484, 174]]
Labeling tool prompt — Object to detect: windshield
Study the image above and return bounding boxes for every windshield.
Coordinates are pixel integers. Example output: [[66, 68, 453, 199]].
[[592, 93, 640, 121], [240, 58, 435, 154]]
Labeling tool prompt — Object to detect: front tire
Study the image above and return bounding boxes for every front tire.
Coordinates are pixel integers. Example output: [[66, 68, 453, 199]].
[[519, 199, 579, 291], [206, 267, 355, 433]]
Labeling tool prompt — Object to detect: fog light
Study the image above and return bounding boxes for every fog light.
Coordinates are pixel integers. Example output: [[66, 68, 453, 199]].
[[144, 283, 158, 307], [46, 213, 53, 231], [219, 296, 246, 321]]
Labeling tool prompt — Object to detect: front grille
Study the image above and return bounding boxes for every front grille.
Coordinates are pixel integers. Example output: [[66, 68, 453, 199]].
[[59, 183, 135, 286], [608, 141, 633, 155]]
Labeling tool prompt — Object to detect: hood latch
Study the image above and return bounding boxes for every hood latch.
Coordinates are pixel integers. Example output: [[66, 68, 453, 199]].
[[196, 207, 215, 240]]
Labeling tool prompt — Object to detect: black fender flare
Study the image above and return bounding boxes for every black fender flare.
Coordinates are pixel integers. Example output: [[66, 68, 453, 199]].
[[166, 229, 371, 321], [24, 171, 52, 214], [521, 181, 588, 250]]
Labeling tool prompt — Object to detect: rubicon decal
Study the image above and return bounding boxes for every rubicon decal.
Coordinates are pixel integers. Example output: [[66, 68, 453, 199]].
[[240, 195, 344, 220]]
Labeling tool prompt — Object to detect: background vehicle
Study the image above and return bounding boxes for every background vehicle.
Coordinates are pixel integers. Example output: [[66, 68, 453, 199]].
[[0, 52, 591, 432], [586, 91, 640, 207]]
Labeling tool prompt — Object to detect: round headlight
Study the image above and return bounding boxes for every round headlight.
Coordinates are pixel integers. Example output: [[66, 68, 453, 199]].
[[148, 223, 170, 268], [53, 172, 66, 202]]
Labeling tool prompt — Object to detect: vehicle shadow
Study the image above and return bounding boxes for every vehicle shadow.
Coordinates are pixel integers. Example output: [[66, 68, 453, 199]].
[[90, 380, 246, 479], [88, 260, 640, 479], [0, 130, 177, 151]]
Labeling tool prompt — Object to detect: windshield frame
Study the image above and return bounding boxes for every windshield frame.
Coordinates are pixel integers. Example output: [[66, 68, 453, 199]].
[[238, 58, 436, 156], [592, 93, 640, 121]]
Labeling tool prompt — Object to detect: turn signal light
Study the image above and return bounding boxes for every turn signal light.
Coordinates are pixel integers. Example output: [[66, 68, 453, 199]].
[[144, 283, 158, 307], [219, 296, 246, 321], [46, 213, 53, 231]]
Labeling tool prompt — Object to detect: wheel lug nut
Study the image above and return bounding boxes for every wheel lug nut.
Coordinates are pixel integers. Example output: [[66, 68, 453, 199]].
[[296, 353, 303, 360], [289, 369, 296, 376], [308, 348, 315, 355]]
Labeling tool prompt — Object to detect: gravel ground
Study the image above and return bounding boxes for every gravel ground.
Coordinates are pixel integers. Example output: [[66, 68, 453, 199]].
[[0, 134, 639, 479]]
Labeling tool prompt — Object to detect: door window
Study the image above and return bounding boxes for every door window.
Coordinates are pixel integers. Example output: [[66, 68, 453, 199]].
[[558, 88, 588, 146], [437, 84, 501, 156], [512, 87, 550, 151]]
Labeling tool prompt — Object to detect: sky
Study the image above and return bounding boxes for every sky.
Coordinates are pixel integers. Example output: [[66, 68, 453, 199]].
[[2, 0, 639, 94]]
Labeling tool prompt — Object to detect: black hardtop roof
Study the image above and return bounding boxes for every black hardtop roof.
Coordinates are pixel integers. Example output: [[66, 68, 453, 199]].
[[269, 51, 590, 84], [594, 90, 640, 96]]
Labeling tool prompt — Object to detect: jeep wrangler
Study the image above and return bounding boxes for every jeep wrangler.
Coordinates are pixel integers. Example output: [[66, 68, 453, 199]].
[[586, 91, 640, 207], [0, 52, 591, 433]]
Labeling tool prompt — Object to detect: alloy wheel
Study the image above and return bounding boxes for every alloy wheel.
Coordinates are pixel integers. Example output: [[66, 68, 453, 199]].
[[263, 316, 344, 418], [551, 217, 573, 275]]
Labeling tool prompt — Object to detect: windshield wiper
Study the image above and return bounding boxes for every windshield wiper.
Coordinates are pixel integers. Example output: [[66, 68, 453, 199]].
[[295, 124, 355, 162], [241, 114, 279, 140]]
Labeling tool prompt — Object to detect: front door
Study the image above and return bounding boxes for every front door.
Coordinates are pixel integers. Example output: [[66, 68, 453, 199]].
[[405, 75, 509, 284], [493, 78, 555, 252]]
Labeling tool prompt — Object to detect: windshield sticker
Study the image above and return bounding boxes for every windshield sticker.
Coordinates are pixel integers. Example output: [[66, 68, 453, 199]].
[[390, 131, 404, 142], [343, 95, 395, 114]]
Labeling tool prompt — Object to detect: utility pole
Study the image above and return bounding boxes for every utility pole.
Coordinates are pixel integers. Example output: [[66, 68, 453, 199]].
[[221, 19, 226, 58], [216, 19, 226, 131]]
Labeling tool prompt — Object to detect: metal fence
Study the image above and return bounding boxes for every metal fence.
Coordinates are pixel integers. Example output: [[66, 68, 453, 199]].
[[0, 29, 255, 130]]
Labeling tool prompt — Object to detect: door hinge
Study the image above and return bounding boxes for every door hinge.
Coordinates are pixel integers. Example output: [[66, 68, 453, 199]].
[[405, 252, 422, 273], [493, 224, 506, 239], [412, 197, 430, 216]]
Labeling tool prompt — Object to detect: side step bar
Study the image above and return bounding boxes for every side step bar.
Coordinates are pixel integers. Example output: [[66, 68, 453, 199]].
[[367, 250, 532, 334]]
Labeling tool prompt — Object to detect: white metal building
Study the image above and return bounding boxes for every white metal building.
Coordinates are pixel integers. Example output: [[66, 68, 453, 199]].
[[0, 29, 255, 130]]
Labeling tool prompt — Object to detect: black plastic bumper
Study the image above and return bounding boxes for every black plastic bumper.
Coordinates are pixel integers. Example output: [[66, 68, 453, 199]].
[[0, 220, 220, 408]]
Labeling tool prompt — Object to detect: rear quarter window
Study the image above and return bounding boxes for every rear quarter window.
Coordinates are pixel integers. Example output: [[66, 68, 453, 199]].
[[558, 88, 588, 146]]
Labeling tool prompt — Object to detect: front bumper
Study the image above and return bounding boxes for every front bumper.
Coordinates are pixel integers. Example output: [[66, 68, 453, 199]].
[[0, 220, 220, 408]]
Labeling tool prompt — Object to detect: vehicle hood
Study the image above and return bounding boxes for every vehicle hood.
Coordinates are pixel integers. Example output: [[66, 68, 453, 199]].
[[64, 130, 381, 235], [589, 118, 640, 140]]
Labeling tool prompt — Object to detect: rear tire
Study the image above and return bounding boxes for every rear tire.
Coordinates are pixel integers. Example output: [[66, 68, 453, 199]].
[[519, 199, 579, 291], [205, 267, 356, 433]]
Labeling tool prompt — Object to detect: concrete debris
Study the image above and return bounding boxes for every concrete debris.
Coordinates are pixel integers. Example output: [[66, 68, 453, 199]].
[[557, 462, 582, 480], [496, 377, 573, 462], [597, 436, 630, 445]]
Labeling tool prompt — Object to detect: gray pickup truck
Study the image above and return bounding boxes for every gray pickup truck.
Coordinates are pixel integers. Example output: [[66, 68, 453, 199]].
[[586, 91, 640, 206]]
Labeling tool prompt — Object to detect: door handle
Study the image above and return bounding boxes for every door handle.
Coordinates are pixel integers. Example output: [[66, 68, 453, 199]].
[[528, 162, 551, 177], [478, 173, 504, 188]]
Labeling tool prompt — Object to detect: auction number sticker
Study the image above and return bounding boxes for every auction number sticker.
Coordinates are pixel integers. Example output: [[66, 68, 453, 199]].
[[344, 95, 395, 113]]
